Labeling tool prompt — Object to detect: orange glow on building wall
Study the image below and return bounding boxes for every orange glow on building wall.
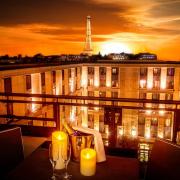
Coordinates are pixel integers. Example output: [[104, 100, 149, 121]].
[[160, 68, 167, 89], [94, 67, 99, 87], [140, 79, 146, 88], [106, 67, 111, 87], [81, 66, 88, 88], [147, 68, 153, 89]]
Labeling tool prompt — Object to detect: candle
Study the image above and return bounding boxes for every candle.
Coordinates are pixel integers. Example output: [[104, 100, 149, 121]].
[[80, 148, 96, 176], [52, 131, 68, 170]]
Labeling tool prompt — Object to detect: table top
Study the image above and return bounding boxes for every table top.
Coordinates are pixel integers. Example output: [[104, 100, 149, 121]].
[[6, 148, 139, 180]]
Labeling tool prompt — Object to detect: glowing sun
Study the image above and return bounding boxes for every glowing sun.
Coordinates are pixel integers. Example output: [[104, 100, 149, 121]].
[[100, 41, 132, 55]]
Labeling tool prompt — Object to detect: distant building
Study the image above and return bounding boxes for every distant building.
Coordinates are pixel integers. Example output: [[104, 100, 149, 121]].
[[60, 54, 89, 61], [1, 60, 180, 145], [107, 53, 132, 60], [135, 53, 157, 60], [107, 52, 157, 61]]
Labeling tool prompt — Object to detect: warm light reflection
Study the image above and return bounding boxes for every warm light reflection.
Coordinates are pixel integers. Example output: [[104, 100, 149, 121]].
[[145, 131, 151, 139], [69, 78, 74, 92], [140, 79, 146, 88], [86, 153, 91, 159], [146, 110, 152, 115], [147, 68, 153, 89], [160, 80, 166, 89], [31, 103, 36, 112], [100, 41, 131, 55], [94, 107, 99, 111], [139, 143, 150, 162], [70, 106, 76, 123], [94, 125, 99, 132], [69, 68, 75, 93], [105, 126, 109, 136], [118, 126, 124, 136], [158, 132, 164, 139], [106, 81, 111, 87], [106, 67, 111, 87], [159, 110, 165, 116], [81, 79, 87, 88], [81, 106, 85, 111], [165, 119, 171, 127], [81, 67, 88, 88], [94, 79, 99, 87], [160, 68, 167, 89], [94, 67, 99, 87], [52, 131, 67, 141], [131, 127, 137, 137], [31, 73, 41, 112]]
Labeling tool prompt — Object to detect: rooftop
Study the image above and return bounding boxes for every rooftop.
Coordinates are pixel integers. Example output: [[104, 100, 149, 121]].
[[0, 60, 180, 71]]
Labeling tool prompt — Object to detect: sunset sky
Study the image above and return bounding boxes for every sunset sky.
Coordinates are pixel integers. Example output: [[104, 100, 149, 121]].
[[0, 0, 180, 60]]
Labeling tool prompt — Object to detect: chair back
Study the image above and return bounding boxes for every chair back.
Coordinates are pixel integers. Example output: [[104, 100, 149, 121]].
[[146, 139, 180, 180], [0, 127, 24, 178]]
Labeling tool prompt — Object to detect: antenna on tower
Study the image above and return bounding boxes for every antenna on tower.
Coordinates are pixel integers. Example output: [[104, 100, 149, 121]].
[[83, 15, 93, 56]]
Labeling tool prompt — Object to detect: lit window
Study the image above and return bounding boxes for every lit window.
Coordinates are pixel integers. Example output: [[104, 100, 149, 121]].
[[111, 91, 118, 98], [140, 79, 146, 88], [112, 68, 118, 75], [154, 80, 160, 89], [131, 127, 137, 137], [146, 110, 152, 115], [118, 126, 124, 136], [165, 119, 171, 127], [99, 67, 106, 75], [88, 67, 94, 75], [140, 68, 147, 76], [99, 91, 106, 97], [152, 93, 159, 100], [88, 78, 94, 86], [159, 110, 165, 116], [165, 93, 173, 100], [153, 68, 161, 76], [139, 92, 146, 99]]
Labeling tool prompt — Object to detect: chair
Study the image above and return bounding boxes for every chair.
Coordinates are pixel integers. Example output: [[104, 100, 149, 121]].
[[145, 139, 180, 180], [0, 127, 24, 178]]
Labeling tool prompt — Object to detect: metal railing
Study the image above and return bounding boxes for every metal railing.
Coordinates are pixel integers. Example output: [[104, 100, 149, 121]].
[[0, 92, 180, 141]]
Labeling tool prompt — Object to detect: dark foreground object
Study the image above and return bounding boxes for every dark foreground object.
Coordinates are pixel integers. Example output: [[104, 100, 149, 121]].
[[6, 147, 139, 180]]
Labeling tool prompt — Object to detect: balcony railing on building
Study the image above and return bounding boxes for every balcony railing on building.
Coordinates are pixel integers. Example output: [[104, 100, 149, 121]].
[[1, 92, 180, 159]]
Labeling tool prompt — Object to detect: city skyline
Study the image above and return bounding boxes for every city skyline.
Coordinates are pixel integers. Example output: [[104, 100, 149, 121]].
[[0, 0, 180, 60]]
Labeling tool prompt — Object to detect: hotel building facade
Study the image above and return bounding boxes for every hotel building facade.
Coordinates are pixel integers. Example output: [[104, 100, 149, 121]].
[[0, 60, 180, 146]]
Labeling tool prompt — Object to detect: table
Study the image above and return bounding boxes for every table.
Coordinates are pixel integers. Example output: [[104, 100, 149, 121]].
[[6, 148, 139, 180]]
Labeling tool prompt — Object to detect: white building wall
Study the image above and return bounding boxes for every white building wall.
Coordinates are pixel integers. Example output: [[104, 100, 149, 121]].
[[56, 70, 61, 95], [12, 75, 26, 116], [31, 73, 41, 112], [106, 67, 111, 87], [160, 67, 167, 89], [147, 67, 153, 89], [94, 66, 99, 87]]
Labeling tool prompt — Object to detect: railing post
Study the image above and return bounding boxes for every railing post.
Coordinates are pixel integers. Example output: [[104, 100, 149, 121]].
[[6, 94, 14, 123], [53, 99, 60, 130], [172, 109, 180, 143]]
